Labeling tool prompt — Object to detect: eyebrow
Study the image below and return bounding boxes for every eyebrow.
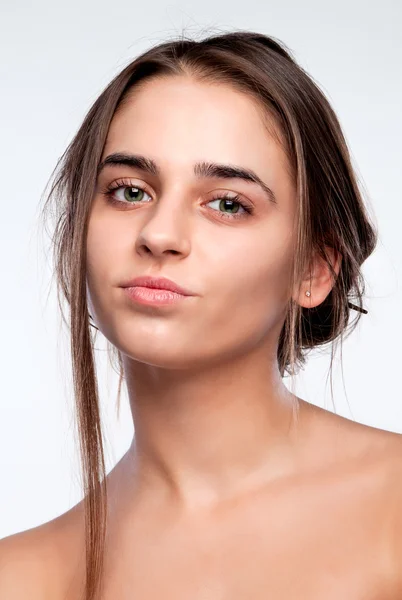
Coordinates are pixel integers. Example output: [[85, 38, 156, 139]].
[[96, 152, 277, 204]]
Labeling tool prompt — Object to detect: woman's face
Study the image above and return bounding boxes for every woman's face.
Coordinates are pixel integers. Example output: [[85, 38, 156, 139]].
[[87, 76, 298, 368]]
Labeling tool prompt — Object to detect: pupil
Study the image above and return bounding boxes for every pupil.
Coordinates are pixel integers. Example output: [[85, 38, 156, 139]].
[[125, 187, 143, 202], [221, 199, 238, 213]]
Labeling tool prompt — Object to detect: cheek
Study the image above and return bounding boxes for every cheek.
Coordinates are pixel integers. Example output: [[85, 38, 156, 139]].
[[85, 216, 127, 325], [197, 226, 294, 349], [86, 215, 126, 282], [208, 224, 294, 307]]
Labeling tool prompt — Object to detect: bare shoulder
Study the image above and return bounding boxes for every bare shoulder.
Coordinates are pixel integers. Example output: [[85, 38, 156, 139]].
[[373, 426, 402, 590], [302, 402, 402, 509], [303, 401, 402, 466], [0, 501, 85, 600], [0, 524, 55, 599], [313, 406, 402, 589]]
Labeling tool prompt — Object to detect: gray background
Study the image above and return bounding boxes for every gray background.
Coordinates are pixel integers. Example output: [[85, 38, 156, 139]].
[[0, 0, 401, 538]]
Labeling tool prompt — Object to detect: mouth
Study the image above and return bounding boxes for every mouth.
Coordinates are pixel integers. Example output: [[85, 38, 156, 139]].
[[122, 285, 192, 307], [121, 275, 195, 297], [120, 275, 196, 307]]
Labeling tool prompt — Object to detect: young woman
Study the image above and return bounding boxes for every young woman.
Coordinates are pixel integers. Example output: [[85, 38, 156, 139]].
[[1, 29, 402, 600]]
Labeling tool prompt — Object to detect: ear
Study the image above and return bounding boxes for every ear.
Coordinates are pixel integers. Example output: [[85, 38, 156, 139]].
[[295, 247, 342, 310]]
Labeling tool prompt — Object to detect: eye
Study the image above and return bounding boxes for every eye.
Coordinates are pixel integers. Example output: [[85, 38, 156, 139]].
[[206, 192, 254, 220], [100, 179, 255, 221], [102, 179, 152, 206]]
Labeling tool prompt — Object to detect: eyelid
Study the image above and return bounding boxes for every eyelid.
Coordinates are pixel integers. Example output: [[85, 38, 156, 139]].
[[101, 177, 254, 201], [100, 178, 152, 196]]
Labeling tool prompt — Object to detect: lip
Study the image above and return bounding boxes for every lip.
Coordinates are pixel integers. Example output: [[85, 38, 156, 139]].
[[123, 286, 191, 307], [121, 276, 195, 296]]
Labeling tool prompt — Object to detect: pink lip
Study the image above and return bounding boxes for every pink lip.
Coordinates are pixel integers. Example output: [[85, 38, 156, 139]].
[[123, 286, 190, 306], [121, 275, 195, 307], [121, 276, 194, 296]]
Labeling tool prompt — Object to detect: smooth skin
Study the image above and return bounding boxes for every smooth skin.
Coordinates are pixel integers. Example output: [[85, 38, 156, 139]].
[[1, 76, 402, 599]]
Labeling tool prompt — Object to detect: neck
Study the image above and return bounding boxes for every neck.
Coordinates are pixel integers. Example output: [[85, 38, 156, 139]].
[[119, 347, 307, 513]]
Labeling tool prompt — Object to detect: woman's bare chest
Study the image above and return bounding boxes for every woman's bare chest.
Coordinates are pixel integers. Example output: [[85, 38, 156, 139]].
[[101, 536, 393, 600], [99, 473, 397, 600]]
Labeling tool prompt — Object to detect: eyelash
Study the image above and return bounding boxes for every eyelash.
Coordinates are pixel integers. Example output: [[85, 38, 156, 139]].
[[100, 178, 254, 221]]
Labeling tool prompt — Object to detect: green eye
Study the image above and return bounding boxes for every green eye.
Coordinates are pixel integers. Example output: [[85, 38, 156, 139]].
[[206, 193, 253, 220], [103, 181, 152, 206], [209, 198, 242, 214], [123, 187, 147, 203], [103, 181, 254, 221]]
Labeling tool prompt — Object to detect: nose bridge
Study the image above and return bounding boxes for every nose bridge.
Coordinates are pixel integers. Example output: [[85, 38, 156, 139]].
[[136, 182, 192, 255]]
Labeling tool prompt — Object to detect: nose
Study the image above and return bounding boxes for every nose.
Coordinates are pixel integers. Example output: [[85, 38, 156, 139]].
[[135, 191, 192, 259]]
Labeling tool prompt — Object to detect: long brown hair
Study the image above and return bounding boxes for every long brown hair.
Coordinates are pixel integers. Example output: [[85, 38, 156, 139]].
[[40, 29, 378, 599]]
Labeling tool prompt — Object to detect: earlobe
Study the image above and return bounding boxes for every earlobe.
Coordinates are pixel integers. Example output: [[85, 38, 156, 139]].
[[296, 247, 343, 310]]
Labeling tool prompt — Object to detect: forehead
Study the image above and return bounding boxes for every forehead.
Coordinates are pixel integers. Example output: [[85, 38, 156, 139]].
[[103, 76, 291, 180]]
